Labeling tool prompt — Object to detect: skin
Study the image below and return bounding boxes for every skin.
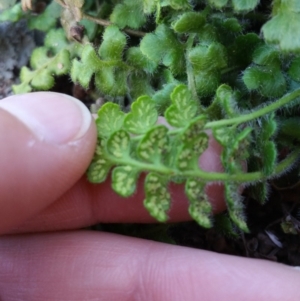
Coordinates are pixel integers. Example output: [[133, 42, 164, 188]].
[[0, 92, 300, 301]]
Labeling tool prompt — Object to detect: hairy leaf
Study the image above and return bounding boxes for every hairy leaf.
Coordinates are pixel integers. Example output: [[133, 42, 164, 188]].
[[232, 0, 259, 13], [213, 127, 233, 147], [181, 116, 207, 144], [110, 0, 146, 29], [124, 96, 158, 134], [188, 43, 227, 72], [162, 0, 192, 10], [186, 179, 212, 228], [12, 82, 32, 94], [152, 83, 178, 113], [172, 12, 206, 33], [0, 3, 24, 22], [225, 182, 249, 232], [99, 25, 127, 61], [194, 71, 220, 96], [216, 84, 238, 118], [106, 130, 131, 159], [262, 2, 300, 52], [71, 44, 100, 88], [13, 48, 70, 93], [143, 0, 156, 14], [144, 173, 171, 222], [250, 181, 269, 205], [126, 47, 157, 73], [288, 57, 300, 82], [243, 66, 286, 97], [176, 119, 208, 170], [253, 45, 280, 67], [223, 18, 242, 33], [140, 24, 185, 75], [28, 1, 61, 31], [95, 66, 128, 96], [215, 127, 251, 174], [112, 166, 139, 197], [260, 114, 277, 141], [87, 144, 112, 183], [96, 103, 125, 138], [207, 0, 228, 9], [44, 29, 69, 54], [262, 141, 277, 176], [71, 42, 128, 96], [128, 72, 155, 100], [137, 125, 169, 163], [164, 84, 199, 127]]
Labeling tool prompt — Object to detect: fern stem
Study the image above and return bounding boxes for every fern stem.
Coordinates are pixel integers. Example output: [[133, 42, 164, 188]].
[[186, 34, 198, 102], [82, 13, 146, 37], [106, 148, 300, 183], [185, 148, 300, 182], [205, 88, 300, 129]]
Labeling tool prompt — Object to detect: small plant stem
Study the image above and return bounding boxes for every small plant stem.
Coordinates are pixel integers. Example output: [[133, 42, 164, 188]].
[[107, 148, 300, 183], [155, 1, 161, 24], [186, 148, 300, 182], [82, 13, 110, 26], [82, 13, 146, 37], [186, 34, 198, 102], [205, 88, 300, 129]]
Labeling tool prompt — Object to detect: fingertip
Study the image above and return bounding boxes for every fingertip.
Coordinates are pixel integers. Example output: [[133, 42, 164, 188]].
[[0, 92, 93, 145], [0, 92, 97, 233]]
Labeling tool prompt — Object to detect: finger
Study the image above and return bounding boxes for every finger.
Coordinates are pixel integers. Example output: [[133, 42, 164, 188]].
[[12, 133, 225, 233], [0, 231, 299, 301], [0, 92, 96, 234]]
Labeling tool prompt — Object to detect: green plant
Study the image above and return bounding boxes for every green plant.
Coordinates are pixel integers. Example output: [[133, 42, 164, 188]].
[[2, 0, 300, 232]]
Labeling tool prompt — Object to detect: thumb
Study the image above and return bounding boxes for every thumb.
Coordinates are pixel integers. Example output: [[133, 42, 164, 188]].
[[0, 92, 96, 234]]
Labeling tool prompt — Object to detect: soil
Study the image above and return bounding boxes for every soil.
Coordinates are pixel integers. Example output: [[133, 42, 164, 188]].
[[2, 20, 300, 268]]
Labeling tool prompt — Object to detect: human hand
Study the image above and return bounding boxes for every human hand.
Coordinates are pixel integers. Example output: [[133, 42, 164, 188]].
[[0, 92, 299, 301]]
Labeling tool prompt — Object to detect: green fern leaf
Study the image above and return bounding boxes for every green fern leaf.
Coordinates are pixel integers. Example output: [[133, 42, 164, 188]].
[[71, 44, 100, 89], [207, 0, 228, 9], [216, 84, 239, 118], [110, 0, 146, 29], [144, 173, 171, 222], [106, 130, 131, 159], [13, 47, 70, 93], [96, 103, 125, 138], [137, 125, 169, 163], [225, 182, 249, 232], [112, 166, 140, 197], [123, 95, 158, 134], [232, 0, 259, 13], [87, 144, 113, 183], [28, 1, 61, 31], [0, 3, 24, 22], [99, 25, 127, 60], [262, 1, 300, 53], [140, 24, 185, 75], [186, 178, 212, 228], [172, 12, 206, 33], [164, 84, 199, 127]]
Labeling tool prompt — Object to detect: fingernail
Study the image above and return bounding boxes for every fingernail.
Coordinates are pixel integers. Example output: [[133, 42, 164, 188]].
[[0, 92, 91, 145]]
